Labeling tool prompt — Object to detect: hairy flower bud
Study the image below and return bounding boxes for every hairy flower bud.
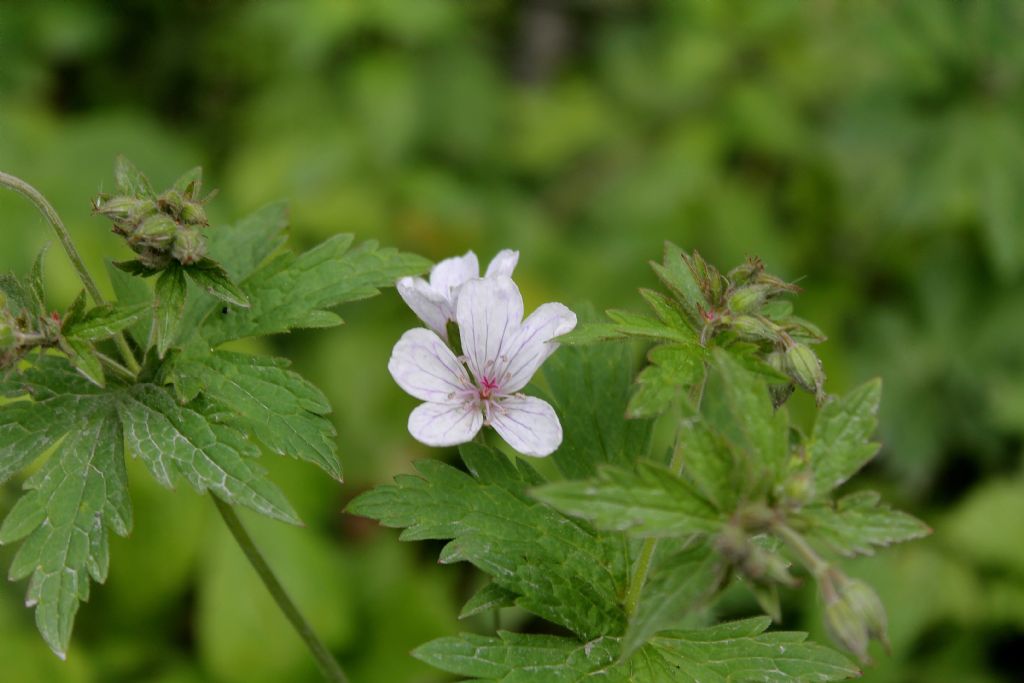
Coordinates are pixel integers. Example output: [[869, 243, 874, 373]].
[[785, 342, 826, 402], [157, 190, 185, 217], [727, 284, 772, 314], [131, 213, 178, 250], [821, 572, 888, 663], [171, 226, 207, 265], [726, 314, 779, 342], [727, 256, 765, 285], [179, 200, 208, 226], [94, 196, 157, 232]]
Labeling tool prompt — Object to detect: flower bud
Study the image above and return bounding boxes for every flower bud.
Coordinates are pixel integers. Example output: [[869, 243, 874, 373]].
[[783, 470, 815, 504], [179, 200, 208, 226], [726, 314, 779, 342], [171, 226, 207, 265], [728, 256, 764, 285], [157, 190, 186, 217], [785, 343, 826, 402], [94, 196, 157, 232], [823, 591, 870, 663], [131, 213, 178, 250], [727, 284, 772, 314], [822, 573, 888, 663]]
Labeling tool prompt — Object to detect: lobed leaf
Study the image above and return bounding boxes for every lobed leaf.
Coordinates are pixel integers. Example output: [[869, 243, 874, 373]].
[[795, 490, 931, 557], [154, 265, 187, 357], [809, 379, 883, 497], [626, 343, 705, 419], [184, 259, 250, 308], [63, 302, 149, 343]]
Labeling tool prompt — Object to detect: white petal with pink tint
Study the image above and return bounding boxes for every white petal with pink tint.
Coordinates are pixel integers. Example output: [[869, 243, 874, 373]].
[[456, 277, 524, 383], [409, 401, 483, 447], [484, 249, 519, 279], [430, 251, 480, 299], [501, 302, 577, 393], [396, 277, 452, 339], [489, 395, 563, 457], [388, 328, 472, 403]]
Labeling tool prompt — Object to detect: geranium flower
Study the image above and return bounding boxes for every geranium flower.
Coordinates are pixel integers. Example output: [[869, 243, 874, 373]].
[[396, 249, 518, 340], [389, 276, 576, 456]]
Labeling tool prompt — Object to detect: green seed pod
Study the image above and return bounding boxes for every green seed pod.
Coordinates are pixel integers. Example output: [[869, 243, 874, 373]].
[[785, 342, 826, 401], [727, 314, 779, 342], [132, 213, 178, 249], [179, 200, 208, 226], [727, 284, 772, 314], [171, 226, 207, 265]]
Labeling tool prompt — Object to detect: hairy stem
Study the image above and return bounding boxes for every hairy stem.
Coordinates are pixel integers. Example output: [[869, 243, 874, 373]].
[[773, 522, 830, 578], [211, 497, 349, 683], [0, 171, 141, 374], [624, 376, 707, 618]]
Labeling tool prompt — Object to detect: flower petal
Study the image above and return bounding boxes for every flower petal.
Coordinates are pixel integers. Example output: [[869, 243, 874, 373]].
[[429, 250, 479, 300], [500, 303, 577, 393], [389, 328, 473, 402], [397, 277, 453, 339], [484, 249, 519, 279], [489, 395, 562, 457], [409, 401, 483, 447], [456, 276, 524, 383]]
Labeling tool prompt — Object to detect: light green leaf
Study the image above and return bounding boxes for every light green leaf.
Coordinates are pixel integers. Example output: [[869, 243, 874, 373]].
[[542, 333, 652, 478], [154, 265, 187, 357], [703, 349, 789, 495], [459, 582, 518, 620], [650, 241, 703, 322], [638, 288, 696, 337], [114, 155, 155, 198], [200, 235, 430, 345], [809, 379, 882, 497], [605, 309, 695, 344], [796, 491, 930, 557], [63, 303, 148, 342], [555, 322, 629, 345], [532, 463, 723, 538], [167, 350, 341, 480], [118, 384, 300, 525], [626, 343, 705, 419], [185, 259, 250, 308], [348, 444, 626, 639], [58, 337, 105, 388], [678, 420, 738, 512], [0, 408, 130, 659]]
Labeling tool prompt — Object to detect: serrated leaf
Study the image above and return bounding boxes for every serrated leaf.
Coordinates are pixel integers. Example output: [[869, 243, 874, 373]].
[[63, 303, 148, 343], [542, 332, 652, 478], [796, 490, 931, 557], [111, 259, 161, 277], [62, 290, 87, 328], [348, 443, 626, 639], [809, 379, 883, 496], [185, 259, 249, 308], [200, 235, 430, 345], [703, 349, 789, 496], [114, 155, 155, 198], [459, 582, 518, 620], [626, 343, 705, 419], [27, 248, 47, 316], [532, 463, 723, 538], [651, 241, 704, 322], [117, 384, 300, 525], [638, 288, 695, 337], [154, 265, 187, 357], [555, 322, 628, 345], [677, 419, 738, 512], [621, 541, 724, 659], [0, 408, 130, 659], [106, 260, 153, 346], [605, 309, 695, 344], [58, 337, 105, 387], [166, 350, 341, 480]]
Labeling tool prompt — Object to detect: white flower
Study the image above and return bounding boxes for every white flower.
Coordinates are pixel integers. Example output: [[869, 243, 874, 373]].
[[389, 276, 576, 457], [396, 249, 519, 340]]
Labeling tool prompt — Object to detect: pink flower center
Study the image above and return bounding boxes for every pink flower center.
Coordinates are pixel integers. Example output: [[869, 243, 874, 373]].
[[479, 376, 500, 400]]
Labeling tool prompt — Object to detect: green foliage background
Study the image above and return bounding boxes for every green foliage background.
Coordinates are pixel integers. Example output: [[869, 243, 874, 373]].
[[1, 1, 1022, 681]]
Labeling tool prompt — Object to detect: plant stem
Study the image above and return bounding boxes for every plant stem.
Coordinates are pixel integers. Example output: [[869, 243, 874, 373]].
[[773, 522, 830, 578], [623, 376, 707, 618], [211, 497, 350, 683], [0, 171, 141, 374]]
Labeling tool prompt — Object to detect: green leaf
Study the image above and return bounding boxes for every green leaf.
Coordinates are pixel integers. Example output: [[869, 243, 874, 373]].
[[555, 322, 629, 345], [459, 582, 518, 620], [348, 444, 626, 639], [605, 309, 695, 344], [111, 259, 161, 277], [200, 235, 430, 345], [58, 337, 105, 388], [154, 265, 187, 357], [532, 463, 723, 538], [63, 303, 148, 342], [0, 408, 130, 659], [677, 419, 738, 512], [27, 248, 47, 316], [650, 241, 704, 321], [172, 166, 203, 198], [621, 541, 724, 659], [117, 384, 300, 525], [808, 379, 883, 497], [114, 155, 155, 198], [795, 491, 930, 557], [413, 631, 619, 682], [703, 349, 789, 496], [638, 288, 695, 336], [185, 259, 250, 308], [106, 260, 153, 346], [62, 290, 87, 328], [626, 343, 705, 419], [542, 333, 652, 478], [166, 350, 341, 480]]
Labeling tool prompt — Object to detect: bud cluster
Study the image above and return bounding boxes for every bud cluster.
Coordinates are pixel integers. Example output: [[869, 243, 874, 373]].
[[679, 252, 828, 405], [94, 169, 211, 271]]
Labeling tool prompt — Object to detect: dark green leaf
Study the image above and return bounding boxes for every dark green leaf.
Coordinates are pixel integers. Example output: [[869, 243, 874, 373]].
[[626, 343, 705, 419], [459, 582, 518, 620], [154, 265, 187, 357], [795, 491, 931, 557], [106, 260, 153, 346], [185, 259, 250, 308], [58, 337, 105, 387], [809, 379, 883, 497], [63, 303, 148, 343], [112, 259, 161, 277]]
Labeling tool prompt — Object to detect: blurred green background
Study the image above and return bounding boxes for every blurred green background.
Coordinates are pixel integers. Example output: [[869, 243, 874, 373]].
[[1, 1, 1023, 681]]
